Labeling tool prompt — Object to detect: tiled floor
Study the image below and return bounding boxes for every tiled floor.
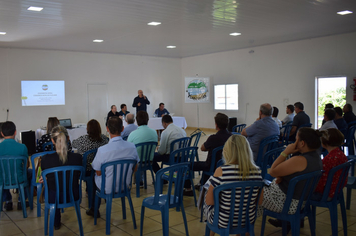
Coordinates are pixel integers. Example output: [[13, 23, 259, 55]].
[[1, 127, 356, 235]]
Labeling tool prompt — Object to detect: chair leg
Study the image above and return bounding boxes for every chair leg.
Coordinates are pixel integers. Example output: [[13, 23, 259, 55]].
[[19, 185, 28, 218], [140, 206, 145, 236], [44, 207, 49, 235], [260, 212, 267, 236], [105, 197, 113, 235], [74, 202, 84, 236], [127, 195, 137, 229], [121, 197, 127, 219], [340, 196, 348, 236], [346, 187, 352, 210], [37, 184, 42, 217], [309, 206, 317, 236], [49, 205, 56, 236], [161, 208, 170, 236], [204, 224, 210, 236], [329, 204, 339, 236], [181, 203, 189, 236], [136, 171, 140, 198]]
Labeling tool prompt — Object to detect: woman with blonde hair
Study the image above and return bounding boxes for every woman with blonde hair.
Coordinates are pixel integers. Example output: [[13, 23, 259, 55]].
[[204, 135, 262, 236], [40, 125, 82, 230]]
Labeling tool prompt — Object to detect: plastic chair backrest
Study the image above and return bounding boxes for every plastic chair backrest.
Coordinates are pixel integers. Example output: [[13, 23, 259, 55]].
[[232, 124, 246, 133], [216, 159, 225, 168], [189, 132, 202, 147], [299, 123, 313, 129], [42, 165, 84, 209], [30, 151, 56, 184], [0, 156, 28, 188], [280, 124, 292, 146], [209, 181, 264, 235], [255, 135, 279, 167], [320, 160, 353, 201], [135, 142, 158, 164], [261, 146, 285, 178], [153, 163, 189, 207], [282, 170, 322, 215], [170, 137, 190, 153], [99, 159, 137, 197], [345, 125, 356, 155], [42, 141, 54, 151], [169, 146, 198, 167], [82, 148, 98, 171], [207, 146, 224, 174]]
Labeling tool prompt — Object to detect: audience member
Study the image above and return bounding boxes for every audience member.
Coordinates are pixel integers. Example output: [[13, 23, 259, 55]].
[[152, 115, 186, 173], [118, 104, 130, 117], [39, 125, 82, 230], [106, 105, 121, 126], [204, 135, 262, 235], [121, 113, 138, 140], [272, 106, 282, 128], [0, 121, 31, 211], [184, 113, 231, 196], [241, 103, 280, 160], [319, 109, 337, 131], [314, 128, 348, 200], [334, 107, 348, 136], [343, 103, 356, 124], [36, 117, 72, 152], [154, 103, 170, 117], [289, 102, 310, 141], [89, 117, 139, 216], [321, 103, 334, 126], [132, 90, 150, 113], [281, 105, 295, 125]]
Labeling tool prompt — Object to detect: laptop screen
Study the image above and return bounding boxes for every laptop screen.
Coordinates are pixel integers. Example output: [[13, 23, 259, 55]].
[[59, 119, 72, 129]]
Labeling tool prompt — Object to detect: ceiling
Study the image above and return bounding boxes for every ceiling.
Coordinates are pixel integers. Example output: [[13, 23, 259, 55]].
[[0, 0, 356, 58]]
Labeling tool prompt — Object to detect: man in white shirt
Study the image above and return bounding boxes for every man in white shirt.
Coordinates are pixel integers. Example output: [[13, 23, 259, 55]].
[[152, 115, 186, 173], [282, 105, 295, 125], [320, 109, 338, 130]]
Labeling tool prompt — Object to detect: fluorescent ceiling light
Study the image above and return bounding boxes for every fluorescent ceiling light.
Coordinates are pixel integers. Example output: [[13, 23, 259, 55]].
[[148, 22, 161, 26], [27, 6, 44, 11], [166, 46, 176, 49], [230, 32, 241, 36], [0, 32, 6, 35], [337, 10, 353, 15], [93, 39, 104, 43]]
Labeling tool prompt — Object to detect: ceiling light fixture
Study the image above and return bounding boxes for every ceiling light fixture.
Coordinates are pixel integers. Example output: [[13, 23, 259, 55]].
[[93, 39, 104, 43], [27, 6, 44, 11], [166, 46, 176, 49], [148, 22, 161, 26], [0, 32, 6, 35], [230, 32, 241, 36], [337, 10, 353, 15]]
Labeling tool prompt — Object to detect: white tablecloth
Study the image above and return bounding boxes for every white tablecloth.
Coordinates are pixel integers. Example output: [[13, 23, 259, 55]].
[[36, 127, 87, 143], [123, 116, 187, 130]]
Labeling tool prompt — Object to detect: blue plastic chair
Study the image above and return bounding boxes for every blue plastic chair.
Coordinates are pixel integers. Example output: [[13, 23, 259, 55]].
[[255, 135, 279, 169], [140, 163, 190, 236], [310, 161, 353, 236], [30, 151, 56, 217], [344, 125, 356, 156], [200, 146, 224, 185], [260, 170, 323, 236], [260, 146, 285, 180], [42, 142, 54, 152], [299, 123, 313, 128], [189, 131, 201, 163], [93, 159, 138, 235], [42, 165, 85, 236], [134, 142, 158, 197], [280, 124, 292, 147], [161, 137, 190, 168], [205, 181, 264, 236], [346, 155, 356, 209], [82, 148, 98, 208], [0, 156, 33, 219], [232, 124, 246, 133]]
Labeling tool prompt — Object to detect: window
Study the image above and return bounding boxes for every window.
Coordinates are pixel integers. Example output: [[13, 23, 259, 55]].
[[214, 84, 238, 110]]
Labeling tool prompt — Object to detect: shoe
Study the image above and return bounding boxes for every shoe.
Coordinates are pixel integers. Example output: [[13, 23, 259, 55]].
[[4, 202, 13, 211], [86, 208, 101, 218], [268, 218, 282, 228], [183, 189, 194, 196], [17, 201, 30, 210], [54, 223, 61, 230], [194, 184, 201, 190], [140, 181, 144, 187]]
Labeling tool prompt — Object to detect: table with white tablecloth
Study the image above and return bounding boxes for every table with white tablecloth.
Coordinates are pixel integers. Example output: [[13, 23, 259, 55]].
[[123, 116, 187, 130], [36, 127, 87, 143]]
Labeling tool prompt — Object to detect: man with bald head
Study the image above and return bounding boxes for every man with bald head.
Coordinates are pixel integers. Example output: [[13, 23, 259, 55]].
[[241, 103, 280, 160], [132, 90, 150, 113], [121, 113, 138, 140]]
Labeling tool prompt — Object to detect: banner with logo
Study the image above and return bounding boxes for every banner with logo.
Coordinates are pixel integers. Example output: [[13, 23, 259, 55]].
[[184, 77, 210, 103]]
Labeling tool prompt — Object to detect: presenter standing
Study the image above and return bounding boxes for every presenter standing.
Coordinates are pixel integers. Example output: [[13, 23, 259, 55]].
[[132, 90, 150, 113]]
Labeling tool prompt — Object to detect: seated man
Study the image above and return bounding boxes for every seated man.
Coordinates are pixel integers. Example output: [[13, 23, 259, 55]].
[[289, 102, 310, 141], [128, 111, 158, 146], [272, 106, 282, 128], [321, 103, 334, 126], [241, 103, 280, 160], [320, 109, 337, 131], [343, 103, 356, 124], [334, 107, 348, 136], [281, 105, 295, 125], [88, 117, 139, 216], [154, 103, 170, 117], [152, 115, 186, 173], [121, 113, 137, 140], [184, 113, 231, 195], [106, 105, 120, 126], [0, 121, 31, 211], [118, 104, 130, 118]]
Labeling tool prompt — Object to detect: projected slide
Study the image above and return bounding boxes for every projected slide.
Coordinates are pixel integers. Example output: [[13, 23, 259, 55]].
[[21, 81, 65, 106]]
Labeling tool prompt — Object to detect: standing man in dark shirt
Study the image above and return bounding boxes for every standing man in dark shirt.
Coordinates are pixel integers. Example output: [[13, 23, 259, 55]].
[[106, 105, 120, 126], [132, 90, 150, 113], [289, 102, 310, 141], [183, 113, 231, 196], [343, 103, 356, 124]]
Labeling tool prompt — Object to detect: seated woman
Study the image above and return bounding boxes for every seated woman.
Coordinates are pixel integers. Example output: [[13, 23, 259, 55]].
[[39, 125, 82, 230], [314, 128, 348, 199], [72, 119, 108, 174], [204, 135, 262, 236], [262, 127, 322, 226], [36, 117, 72, 152]]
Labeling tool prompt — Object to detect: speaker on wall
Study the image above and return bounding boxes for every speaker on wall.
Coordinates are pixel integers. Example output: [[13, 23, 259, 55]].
[[228, 117, 237, 132], [21, 131, 36, 155]]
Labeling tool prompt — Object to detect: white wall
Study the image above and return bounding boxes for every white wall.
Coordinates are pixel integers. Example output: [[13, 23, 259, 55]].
[[181, 32, 356, 129], [0, 48, 182, 134]]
